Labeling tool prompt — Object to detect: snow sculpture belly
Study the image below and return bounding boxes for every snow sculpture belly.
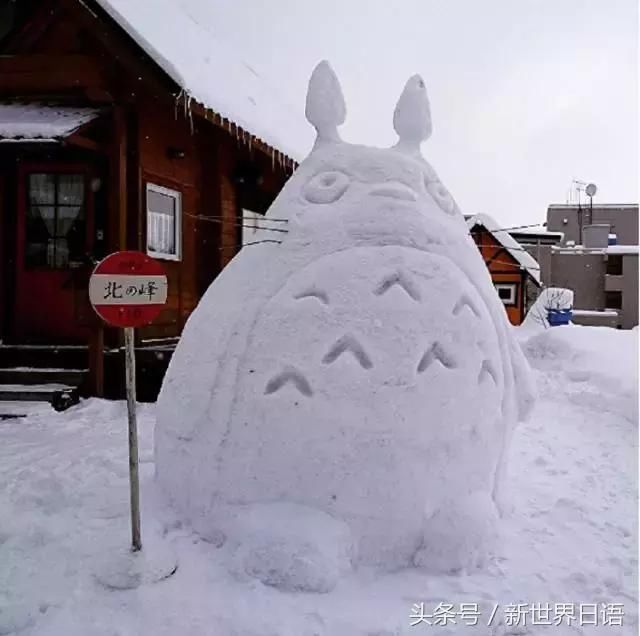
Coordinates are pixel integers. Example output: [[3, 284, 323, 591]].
[[217, 247, 503, 564], [155, 61, 535, 582]]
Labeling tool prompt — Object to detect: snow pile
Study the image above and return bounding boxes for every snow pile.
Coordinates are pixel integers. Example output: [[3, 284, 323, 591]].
[[521, 287, 574, 332], [520, 323, 638, 423], [155, 61, 535, 586]]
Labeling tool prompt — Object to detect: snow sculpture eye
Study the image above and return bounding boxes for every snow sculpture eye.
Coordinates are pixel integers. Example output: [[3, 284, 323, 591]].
[[303, 171, 350, 204], [425, 179, 457, 216]]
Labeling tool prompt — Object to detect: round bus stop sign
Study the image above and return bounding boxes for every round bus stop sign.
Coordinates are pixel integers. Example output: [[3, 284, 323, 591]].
[[89, 251, 168, 328]]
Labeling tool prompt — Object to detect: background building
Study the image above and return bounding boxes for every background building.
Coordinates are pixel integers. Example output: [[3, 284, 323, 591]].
[[466, 214, 541, 325], [511, 204, 639, 329]]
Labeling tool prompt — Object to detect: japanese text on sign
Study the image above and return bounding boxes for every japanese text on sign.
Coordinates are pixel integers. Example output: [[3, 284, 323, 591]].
[[89, 275, 167, 306]]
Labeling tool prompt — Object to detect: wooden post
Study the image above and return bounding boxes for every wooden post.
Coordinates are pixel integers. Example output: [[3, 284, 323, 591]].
[[88, 323, 105, 397], [124, 326, 141, 551], [110, 105, 128, 251]]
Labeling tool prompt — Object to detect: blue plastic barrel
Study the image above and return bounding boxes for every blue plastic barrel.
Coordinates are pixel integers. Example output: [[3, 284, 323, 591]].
[[547, 308, 573, 326]]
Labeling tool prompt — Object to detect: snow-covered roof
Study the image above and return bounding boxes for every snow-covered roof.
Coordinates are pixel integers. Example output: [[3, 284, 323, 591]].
[[0, 104, 100, 142], [466, 213, 541, 285], [606, 245, 639, 255], [572, 309, 619, 317], [552, 244, 639, 256], [511, 226, 564, 237], [548, 203, 638, 210], [93, 0, 311, 160]]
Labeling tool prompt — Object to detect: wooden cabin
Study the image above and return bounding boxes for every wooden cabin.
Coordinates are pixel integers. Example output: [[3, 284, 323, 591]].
[[466, 214, 541, 325], [0, 0, 302, 406]]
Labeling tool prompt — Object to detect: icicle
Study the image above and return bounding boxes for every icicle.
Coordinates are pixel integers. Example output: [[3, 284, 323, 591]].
[[305, 60, 346, 145], [393, 74, 432, 155], [187, 95, 194, 134], [271, 148, 275, 171], [174, 89, 184, 121], [248, 136, 252, 153]]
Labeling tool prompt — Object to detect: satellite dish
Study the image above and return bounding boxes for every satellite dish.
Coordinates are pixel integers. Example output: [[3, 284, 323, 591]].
[[586, 183, 597, 197]]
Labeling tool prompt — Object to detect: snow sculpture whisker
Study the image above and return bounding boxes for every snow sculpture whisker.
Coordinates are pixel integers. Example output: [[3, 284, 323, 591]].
[[417, 343, 457, 373], [374, 271, 421, 301], [322, 335, 373, 369], [264, 367, 313, 397]]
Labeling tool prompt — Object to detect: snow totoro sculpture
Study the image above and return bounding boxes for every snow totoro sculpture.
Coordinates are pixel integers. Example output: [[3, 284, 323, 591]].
[[155, 61, 535, 591]]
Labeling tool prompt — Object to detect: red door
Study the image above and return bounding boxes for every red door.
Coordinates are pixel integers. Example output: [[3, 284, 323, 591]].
[[14, 164, 94, 344]]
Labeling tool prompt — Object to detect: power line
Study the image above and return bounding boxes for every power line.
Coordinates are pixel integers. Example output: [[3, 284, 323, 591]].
[[482, 257, 540, 270], [184, 211, 289, 233], [468, 222, 548, 234], [218, 239, 282, 250], [473, 243, 543, 254]]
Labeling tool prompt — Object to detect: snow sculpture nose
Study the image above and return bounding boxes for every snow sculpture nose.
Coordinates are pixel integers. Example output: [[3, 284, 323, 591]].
[[369, 182, 417, 202]]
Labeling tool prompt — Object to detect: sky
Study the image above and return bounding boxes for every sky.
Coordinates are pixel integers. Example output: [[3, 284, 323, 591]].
[[188, 0, 637, 228]]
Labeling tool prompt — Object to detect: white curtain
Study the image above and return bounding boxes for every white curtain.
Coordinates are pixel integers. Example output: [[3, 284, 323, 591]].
[[56, 175, 84, 238], [28, 174, 55, 237]]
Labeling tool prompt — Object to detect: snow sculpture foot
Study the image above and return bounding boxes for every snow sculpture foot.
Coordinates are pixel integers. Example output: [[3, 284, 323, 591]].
[[413, 492, 499, 574], [224, 503, 354, 593]]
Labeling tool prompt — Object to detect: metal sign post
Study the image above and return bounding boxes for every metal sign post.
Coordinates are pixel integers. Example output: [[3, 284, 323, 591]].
[[89, 251, 167, 554], [124, 326, 142, 551]]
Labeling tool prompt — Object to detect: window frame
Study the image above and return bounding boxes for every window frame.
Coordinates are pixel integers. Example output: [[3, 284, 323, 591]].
[[24, 171, 87, 270], [606, 254, 623, 276], [145, 182, 182, 262], [605, 290, 623, 310], [494, 283, 517, 306]]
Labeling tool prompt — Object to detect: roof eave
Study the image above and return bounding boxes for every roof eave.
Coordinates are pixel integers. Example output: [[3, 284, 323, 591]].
[[82, 0, 299, 168]]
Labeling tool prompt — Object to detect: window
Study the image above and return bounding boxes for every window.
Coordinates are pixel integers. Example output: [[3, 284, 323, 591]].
[[606, 255, 623, 276], [494, 283, 517, 306], [241, 208, 264, 247], [146, 183, 181, 261], [605, 291, 622, 310], [26, 173, 86, 268]]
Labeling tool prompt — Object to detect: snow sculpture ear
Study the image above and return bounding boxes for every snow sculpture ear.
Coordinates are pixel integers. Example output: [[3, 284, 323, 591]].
[[393, 74, 432, 154], [305, 60, 346, 145]]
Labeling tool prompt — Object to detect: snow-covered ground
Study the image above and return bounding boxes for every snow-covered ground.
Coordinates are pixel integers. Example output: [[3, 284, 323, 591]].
[[0, 325, 637, 636]]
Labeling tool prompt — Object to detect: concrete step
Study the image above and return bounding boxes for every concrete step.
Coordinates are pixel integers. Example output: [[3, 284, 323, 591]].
[[0, 345, 88, 370], [0, 367, 87, 386]]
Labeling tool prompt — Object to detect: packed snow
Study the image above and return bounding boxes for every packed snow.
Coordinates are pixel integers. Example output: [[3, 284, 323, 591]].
[[155, 62, 535, 584], [0, 324, 636, 635]]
